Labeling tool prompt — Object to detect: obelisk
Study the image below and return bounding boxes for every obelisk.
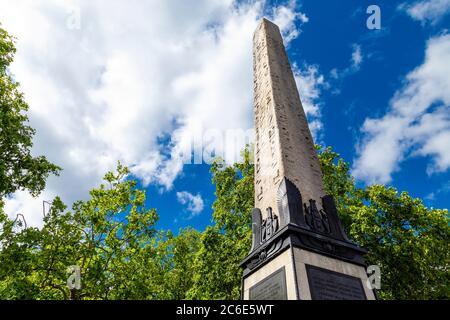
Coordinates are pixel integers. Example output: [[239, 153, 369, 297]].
[[240, 18, 375, 300]]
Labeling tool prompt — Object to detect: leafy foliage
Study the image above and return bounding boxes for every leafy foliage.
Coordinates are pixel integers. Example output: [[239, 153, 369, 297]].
[[0, 163, 203, 299], [1, 144, 448, 300], [1, 164, 154, 299], [316, 145, 449, 299], [186, 148, 253, 299]]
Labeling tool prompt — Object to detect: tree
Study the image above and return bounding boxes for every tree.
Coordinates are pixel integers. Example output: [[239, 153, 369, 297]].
[[0, 146, 447, 299], [0, 24, 61, 299], [187, 148, 253, 300], [317, 145, 449, 299], [0, 164, 158, 299], [158, 228, 201, 299], [0, 163, 204, 300], [346, 186, 449, 299], [0, 25, 60, 201]]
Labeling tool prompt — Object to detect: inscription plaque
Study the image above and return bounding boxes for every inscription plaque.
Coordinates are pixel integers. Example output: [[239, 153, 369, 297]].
[[249, 267, 287, 300], [306, 265, 367, 300]]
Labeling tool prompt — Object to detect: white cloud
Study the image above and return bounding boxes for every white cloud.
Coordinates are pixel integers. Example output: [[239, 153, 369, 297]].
[[293, 64, 326, 139], [272, 0, 308, 44], [400, 0, 450, 25], [351, 44, 363, 69], [330, 43, 363, 80], [176, 191, 204, 218], [353, 34, 450, 184], [0, 0, 314, 227], [425, 180, 450, 201]]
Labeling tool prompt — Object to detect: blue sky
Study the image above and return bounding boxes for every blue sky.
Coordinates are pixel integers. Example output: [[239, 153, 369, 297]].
[[1, 0, 449, 231]]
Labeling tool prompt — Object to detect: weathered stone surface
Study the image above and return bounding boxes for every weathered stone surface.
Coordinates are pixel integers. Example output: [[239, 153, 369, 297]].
[[253, 18, 325, 223]]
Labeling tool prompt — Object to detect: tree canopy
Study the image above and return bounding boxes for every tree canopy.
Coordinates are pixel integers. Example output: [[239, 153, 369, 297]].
[[3, 146, 447, 300]]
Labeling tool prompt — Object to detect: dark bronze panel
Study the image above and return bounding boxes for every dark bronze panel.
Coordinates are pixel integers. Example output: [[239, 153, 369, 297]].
[[306, 264, 367, 300], [249, 267, 287, 300]]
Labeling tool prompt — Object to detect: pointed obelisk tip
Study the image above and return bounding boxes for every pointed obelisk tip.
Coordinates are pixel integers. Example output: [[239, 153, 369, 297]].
[[255, 17, 280, 36], [259, 17, 277, 28]]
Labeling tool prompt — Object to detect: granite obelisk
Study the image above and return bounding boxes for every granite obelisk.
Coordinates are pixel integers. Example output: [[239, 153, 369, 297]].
[[240, 18, 376, 300]]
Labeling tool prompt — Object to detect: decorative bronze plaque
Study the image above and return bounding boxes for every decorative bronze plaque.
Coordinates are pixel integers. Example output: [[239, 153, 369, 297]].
[[249, 267, 287, 300], [306, 264, 367, 300]]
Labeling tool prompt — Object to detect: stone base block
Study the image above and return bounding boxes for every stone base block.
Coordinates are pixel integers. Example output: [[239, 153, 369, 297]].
[[242, 247, 376, 300]]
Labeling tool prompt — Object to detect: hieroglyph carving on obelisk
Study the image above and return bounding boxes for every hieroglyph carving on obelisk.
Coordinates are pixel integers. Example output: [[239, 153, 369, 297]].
[[252, 19, 327, 245]]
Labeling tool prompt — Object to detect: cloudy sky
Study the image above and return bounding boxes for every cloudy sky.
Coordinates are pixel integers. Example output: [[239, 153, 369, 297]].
[[1, 0, 449, 230]]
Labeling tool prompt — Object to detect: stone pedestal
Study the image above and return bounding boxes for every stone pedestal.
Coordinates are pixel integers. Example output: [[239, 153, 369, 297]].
[[242, 238, 376, 300], [240, 179, 376, 300]]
